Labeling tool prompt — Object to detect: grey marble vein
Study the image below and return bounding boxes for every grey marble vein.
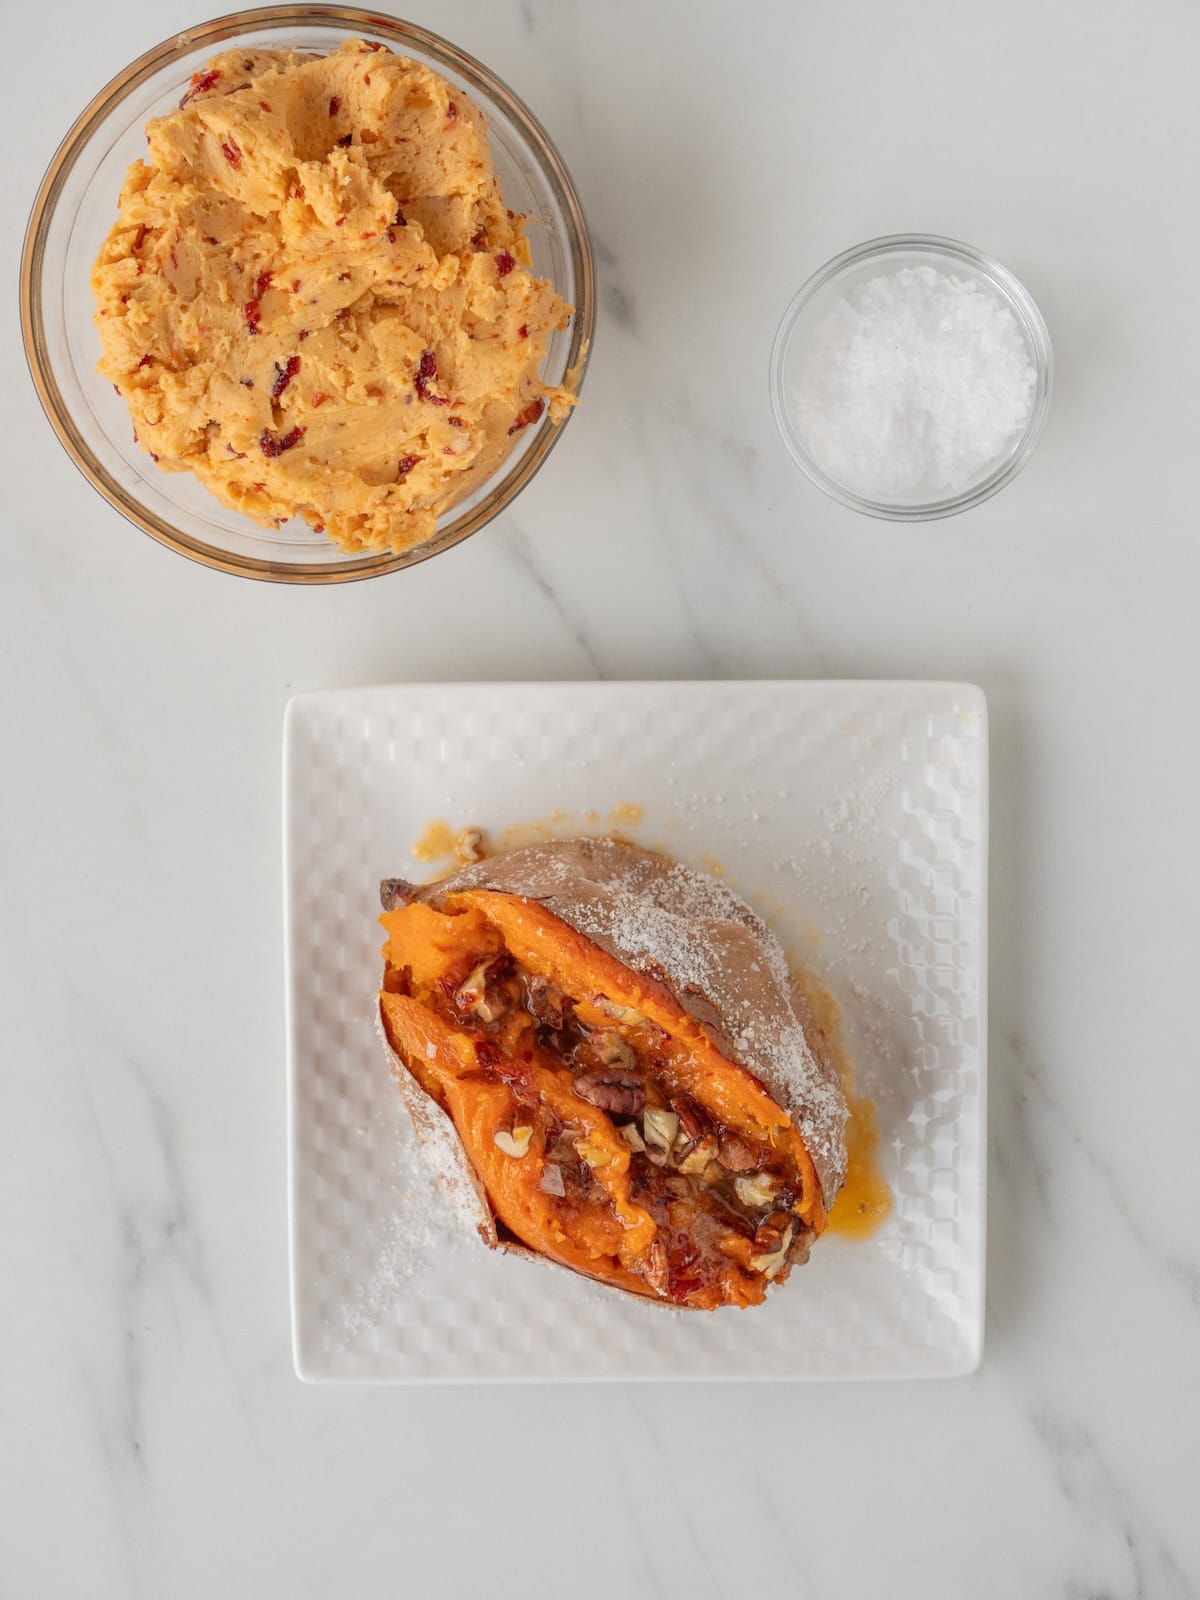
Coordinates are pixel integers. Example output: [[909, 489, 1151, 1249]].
[[1000, 1031, 1200, 1324], [1032, 1409, 1197, 1599], [495, 520, 606, 677], [602, 280, 640, 335], [64, 980, 223, 1485]]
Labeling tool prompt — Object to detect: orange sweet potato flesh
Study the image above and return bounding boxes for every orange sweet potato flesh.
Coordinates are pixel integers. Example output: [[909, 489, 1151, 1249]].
[[379, 991, 652, 1294], [379, 887, 824, 1309], [459, 891, 825, 1230]]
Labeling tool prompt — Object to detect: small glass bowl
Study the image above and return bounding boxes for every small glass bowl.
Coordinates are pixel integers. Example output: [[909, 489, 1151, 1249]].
[[21, 6, 594, 583], [769, 234, 1052, 521]]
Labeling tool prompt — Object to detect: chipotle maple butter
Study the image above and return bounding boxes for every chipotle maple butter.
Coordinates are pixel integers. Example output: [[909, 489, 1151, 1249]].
[[91, 39, 576, 555]]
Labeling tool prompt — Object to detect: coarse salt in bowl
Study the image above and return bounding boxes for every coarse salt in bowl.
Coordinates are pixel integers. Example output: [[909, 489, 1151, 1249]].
[[769, 234, 1052, 521]]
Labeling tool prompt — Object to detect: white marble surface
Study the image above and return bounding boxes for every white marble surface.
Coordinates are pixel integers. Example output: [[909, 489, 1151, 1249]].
[[3, 0, 1199, 1594]]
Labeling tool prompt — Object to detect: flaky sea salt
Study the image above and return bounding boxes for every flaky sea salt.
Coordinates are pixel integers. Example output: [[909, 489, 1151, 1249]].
[[793, 264, 1036, 500]]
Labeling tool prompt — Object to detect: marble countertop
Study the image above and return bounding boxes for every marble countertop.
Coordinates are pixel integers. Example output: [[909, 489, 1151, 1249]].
[[4, 0, 1199, 1594]]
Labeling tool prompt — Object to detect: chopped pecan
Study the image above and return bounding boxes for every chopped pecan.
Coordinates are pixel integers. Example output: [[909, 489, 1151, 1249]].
[[671, 1096, 707, 1141], [454, 958, 509, 1023], [456, 828, 484, 863], [592, 995, 654, 1031], [752, 1210, 794, 1255], [676, 1135, 718, 1176], [593, 1030, 636, 1070], [750, 1220, 794, 1280], [526, 974, 566, 1029], [716, 1132, 757, 1173], [572, 1068, 645, 1116], [642, 1107, 680, 1158], [733, 1171, 780, 1209], [494, 1124, 532, 1158]]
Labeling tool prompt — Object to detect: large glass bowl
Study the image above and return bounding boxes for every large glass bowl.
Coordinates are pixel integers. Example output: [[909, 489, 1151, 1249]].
[[21, 6, 594, 582]]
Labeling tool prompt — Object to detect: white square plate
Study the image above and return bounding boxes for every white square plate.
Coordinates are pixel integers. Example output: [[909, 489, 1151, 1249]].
[[284, 680, 987, 1381]]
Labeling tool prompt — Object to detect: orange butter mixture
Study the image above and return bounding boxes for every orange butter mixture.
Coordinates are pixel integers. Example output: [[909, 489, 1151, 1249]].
[[92, 40, 574, 553]]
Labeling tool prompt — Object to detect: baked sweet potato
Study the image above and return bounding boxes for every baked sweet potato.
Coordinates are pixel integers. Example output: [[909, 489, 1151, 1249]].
[[377, 837, 847, 1310]]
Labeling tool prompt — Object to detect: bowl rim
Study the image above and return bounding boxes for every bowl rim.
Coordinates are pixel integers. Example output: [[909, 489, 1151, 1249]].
[[768, 232, 1053, 522], [20, 4, 595, 583]]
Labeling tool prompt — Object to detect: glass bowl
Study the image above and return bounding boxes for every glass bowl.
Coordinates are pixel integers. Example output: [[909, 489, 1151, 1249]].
[[20, 5, 594, 582], [769, 234, 1052, 521]]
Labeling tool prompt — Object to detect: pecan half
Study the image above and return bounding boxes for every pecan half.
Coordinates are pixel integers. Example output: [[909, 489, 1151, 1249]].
[[671, 1096, 707, 1141], [572, 1068, 645, 1117], [752, 1210, 795, 1255], [750, 1220, 794, 1280]]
